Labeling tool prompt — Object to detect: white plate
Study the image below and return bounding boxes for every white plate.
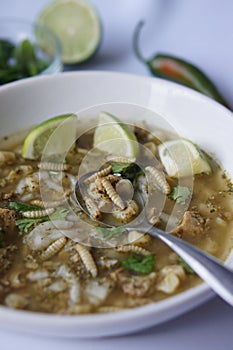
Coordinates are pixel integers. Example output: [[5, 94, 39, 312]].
[[0, 71, 232, 338]]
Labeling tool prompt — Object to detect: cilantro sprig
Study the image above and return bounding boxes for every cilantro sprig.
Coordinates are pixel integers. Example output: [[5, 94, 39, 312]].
[[16, 207, 69, 234], [111, 162, 143, 182], [16, 217, 45, 234], [9, 201, 40, 212], [49, 207, 69, 221], [121, 253, 155, 274]]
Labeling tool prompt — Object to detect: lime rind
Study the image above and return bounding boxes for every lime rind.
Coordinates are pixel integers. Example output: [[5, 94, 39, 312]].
[[93, 112, 139, 158], [192, 142, 212, 173], [22, 113, 77, 159], [37, 0, 101, 64]]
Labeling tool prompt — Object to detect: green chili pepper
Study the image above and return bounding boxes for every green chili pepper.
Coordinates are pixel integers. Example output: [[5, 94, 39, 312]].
[[133, 21, 230, 109]]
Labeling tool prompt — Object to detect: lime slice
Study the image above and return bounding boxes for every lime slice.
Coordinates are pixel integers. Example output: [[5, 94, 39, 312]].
[[22, 114, 77, 159], [93, 112, 139, 158], [37, 0, 101, 64], [158, 139, 211, 178]]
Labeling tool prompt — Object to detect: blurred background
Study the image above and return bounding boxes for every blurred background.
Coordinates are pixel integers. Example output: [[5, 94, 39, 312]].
[[1, 0, 233, 103]]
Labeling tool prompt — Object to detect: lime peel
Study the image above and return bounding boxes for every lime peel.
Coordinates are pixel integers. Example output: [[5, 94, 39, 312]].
[[22, 113, 77, 159], [93, 112, 139, 158]]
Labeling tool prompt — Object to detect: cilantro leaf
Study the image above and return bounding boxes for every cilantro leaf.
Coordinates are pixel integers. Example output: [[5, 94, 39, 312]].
[[171, 186, 191, 205], [49, 207, 69, 221], [121, 253, 155, 274], [16, 217, 45, 234], [96, 226, 126, 239], [111, 162, 143, 182], [178, 257, 195, 274], [9, 201, 40, 212], [111, 163, 130, 174], [16, 207, 69, 234]]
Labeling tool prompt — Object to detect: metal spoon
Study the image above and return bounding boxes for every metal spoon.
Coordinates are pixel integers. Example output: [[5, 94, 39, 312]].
[[75, 173, 233, 306]]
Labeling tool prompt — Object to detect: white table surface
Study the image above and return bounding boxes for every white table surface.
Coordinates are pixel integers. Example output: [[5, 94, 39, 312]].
[[0, 0, 233, 349]]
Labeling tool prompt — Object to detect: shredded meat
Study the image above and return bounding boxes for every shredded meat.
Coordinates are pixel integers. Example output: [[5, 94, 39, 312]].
[[171, 211, 205, 236], [111, 270, 157, 297], [0, 208, 17, 235]]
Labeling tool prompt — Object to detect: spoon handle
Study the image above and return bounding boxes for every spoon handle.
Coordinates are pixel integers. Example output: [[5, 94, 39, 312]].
[[148, 227, 233, 306]]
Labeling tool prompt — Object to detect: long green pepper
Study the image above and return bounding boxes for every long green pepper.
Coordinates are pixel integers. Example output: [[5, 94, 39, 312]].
[[134, 21, 230, 109]]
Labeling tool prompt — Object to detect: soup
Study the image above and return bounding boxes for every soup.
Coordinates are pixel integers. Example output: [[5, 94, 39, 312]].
[[0, 113, 232, 314]]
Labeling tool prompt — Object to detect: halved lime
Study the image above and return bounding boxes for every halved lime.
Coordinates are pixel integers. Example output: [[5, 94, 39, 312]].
[[37, 0, 101, 64], [22, 114, 77, 159], [158, 139, 211, 178], [93, 112, 139, 158]]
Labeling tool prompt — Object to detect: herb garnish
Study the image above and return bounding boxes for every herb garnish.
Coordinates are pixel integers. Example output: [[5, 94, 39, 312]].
[[111, 162, 143, 182], [178, 257, 195, 274], [16, 217, 45, 234], [9, 201, 40, 212], [121, 253, 155, 274], [49, 207, 69, 221], [96, 226, 126, 240], [171, 185, 191, 205], [16, 207, 69, 234]]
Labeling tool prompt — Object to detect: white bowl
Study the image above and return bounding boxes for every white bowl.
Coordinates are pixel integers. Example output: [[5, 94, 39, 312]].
[[0, 71, 232, 338]]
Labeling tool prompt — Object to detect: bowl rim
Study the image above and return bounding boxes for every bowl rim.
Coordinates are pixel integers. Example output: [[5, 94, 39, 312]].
[[0, 69, 232, 114], [0, 71, 232, 337]]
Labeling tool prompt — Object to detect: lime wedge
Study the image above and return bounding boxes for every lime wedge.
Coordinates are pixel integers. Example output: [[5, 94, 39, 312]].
[[22, 114, 77, 159], [93, 112, 139, 158], [158, 139, 211, 178], [37, 0, 101, 64]]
